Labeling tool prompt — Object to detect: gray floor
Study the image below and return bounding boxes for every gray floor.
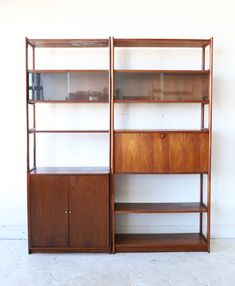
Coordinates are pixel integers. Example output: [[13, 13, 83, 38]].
[[0, 239, 234, 286]]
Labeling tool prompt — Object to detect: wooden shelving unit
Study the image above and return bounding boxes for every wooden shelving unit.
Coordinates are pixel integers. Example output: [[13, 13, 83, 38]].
[[110, 37, 213, 253], [26, 37, 213, 254], [26, 38, 111, 254]]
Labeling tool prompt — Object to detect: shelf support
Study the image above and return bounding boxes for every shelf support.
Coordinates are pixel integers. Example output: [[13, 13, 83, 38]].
[[110, 37, 115, 254], [207, 38, 213, 252]]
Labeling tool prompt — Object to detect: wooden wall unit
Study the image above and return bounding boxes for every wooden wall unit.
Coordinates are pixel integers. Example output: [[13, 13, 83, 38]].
[[26, 38, 111, 253], [26, 37, 213, 254], [111, 37, 213, 253]]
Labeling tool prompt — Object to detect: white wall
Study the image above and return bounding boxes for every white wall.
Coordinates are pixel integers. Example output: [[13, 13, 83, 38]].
[[0, 0, 234, 239]]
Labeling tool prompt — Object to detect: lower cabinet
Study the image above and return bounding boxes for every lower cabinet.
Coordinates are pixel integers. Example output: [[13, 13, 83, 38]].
[[30, 174, 109, 252]]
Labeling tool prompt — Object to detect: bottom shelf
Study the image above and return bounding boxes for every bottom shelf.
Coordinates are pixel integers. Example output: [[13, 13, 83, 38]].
[[115, 233, 207, 252]]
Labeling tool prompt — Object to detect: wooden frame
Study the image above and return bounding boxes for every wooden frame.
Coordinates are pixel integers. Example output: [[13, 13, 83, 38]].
[[26, 37, 213, 254], [26, 38, 111, 254], [110, 37, 213, 253]]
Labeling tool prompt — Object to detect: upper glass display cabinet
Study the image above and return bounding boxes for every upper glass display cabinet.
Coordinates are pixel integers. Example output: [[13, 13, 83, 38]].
[[114, 71, 209, 103], [28, 71, 109, 102]]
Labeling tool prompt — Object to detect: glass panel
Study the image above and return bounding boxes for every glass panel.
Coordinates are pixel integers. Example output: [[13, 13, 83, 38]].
[[115, 72, 209, 102], [28, 72, 109, 102], [68, 72, 108, 101]]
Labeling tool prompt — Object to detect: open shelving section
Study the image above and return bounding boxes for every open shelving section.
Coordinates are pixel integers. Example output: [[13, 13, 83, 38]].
[[26, 38, 111, 253], [110, 37, 213, 253]]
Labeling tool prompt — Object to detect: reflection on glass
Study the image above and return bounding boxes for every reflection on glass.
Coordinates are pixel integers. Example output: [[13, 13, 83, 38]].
[[115, 72, 209, 102], [28, 72, 109, 102]]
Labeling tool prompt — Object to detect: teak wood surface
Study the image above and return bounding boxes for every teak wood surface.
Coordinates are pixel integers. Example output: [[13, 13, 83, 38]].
[[30, 175, 69, 247], [114, 131, 209, 173], [30, 175, 109, 252]]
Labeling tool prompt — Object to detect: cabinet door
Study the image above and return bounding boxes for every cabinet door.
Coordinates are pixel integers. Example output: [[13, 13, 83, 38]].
[[30, 175, 68, 247], [69, 175, 109, 249], [168, 132, 209, 173], [114, 132, 169, 173]]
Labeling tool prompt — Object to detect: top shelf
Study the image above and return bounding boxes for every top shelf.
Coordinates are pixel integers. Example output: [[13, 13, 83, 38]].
[[114, 38, 211, 48], [27, 39, 109, 48]]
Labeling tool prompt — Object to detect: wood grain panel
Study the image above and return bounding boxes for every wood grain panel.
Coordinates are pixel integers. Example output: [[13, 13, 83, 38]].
[[114, 131, 208, 173], [115, 133, 154, 172], [168, 132, 209, 172], [30, 175, 68, 247], [69, 175, 109, 249]]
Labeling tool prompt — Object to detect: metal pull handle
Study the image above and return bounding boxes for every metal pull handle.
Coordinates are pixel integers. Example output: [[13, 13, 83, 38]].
[[160, 134, 165, 139]]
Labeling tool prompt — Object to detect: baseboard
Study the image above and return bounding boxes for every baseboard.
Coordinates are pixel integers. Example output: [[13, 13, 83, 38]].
[[0, 225, 235, 240]]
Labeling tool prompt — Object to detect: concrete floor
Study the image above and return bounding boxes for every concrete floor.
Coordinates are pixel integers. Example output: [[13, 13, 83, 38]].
[[0, 239, 234, 286]]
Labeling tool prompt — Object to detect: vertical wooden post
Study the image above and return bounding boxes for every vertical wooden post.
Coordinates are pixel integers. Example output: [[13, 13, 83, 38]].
[[32, 47, 36, 169], [207, 38, 213, 252], [200, 46, 206, 234], [26, 37, 32, 254], [110, 37, 115, 253]]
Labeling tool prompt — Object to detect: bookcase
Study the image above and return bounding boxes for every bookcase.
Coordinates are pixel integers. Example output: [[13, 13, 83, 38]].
[[26, 38, 111, 253], [111, 38, 213, 253], [26, 37, 213, 253]]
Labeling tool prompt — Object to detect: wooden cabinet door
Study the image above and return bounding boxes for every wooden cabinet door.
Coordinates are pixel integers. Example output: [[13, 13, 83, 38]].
[[168, 132, 209, 173], [114, 131, 208, 173], [114, 132, 169, 173], [30, 175, 69, 247], [69, 175, 109, 249]]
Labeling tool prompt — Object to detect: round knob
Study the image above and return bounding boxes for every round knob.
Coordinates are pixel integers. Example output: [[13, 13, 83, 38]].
[[69, 210, 72, 214], [160, 134, 165, 139], [64, 210, 68, 214]]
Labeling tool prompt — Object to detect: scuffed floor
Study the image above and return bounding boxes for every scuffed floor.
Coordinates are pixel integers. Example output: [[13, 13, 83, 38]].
[[0, 239, 234, 286]]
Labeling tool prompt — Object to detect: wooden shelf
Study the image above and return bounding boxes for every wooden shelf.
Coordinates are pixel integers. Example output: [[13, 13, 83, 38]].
[[115, 233, 207, 252], [115, 203, 207, 214], [114, 38, 211, 48], [28, 69, 108, 73], [114, 99, 209, 104], [115, 69, 210, 74], [28, 129, 109, 133], [27, 39, 109, 48], [114, 129, 209, 133], [29, 166, 110, 175], [28, 100, 109, 104]]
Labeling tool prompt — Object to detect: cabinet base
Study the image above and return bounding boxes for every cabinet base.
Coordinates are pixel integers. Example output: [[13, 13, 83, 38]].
[[30, 247, 110, 253]]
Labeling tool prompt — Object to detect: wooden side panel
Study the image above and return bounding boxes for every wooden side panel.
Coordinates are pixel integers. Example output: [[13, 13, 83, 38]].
[[114, 133, 168, 173], [168, 133, 209, 172], [30, 175, 68, 247], [69, 175, 109, 249]]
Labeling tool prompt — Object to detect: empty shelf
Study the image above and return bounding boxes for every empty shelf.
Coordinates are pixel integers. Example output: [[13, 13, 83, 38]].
[[29, 167, 110, 175], [115, 202, 207, 214], [115, 233, 207, 252]]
